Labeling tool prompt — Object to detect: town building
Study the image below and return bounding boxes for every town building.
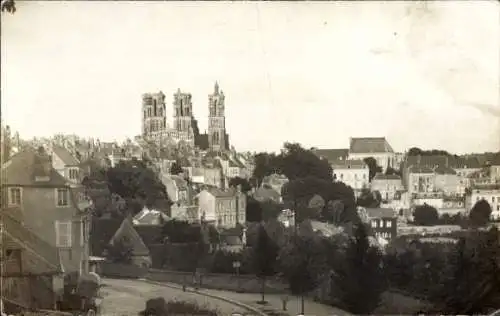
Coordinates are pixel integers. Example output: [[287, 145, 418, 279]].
[[1, 148, 92, 275], [364, 208, 398, 241], [331, 159, 369, 195], [261, 173, 288, 195], [1, 212, 62, 311], [48, 144, 82, 184], [196, 187, 246, 228], [466, 184, 500, 218], [370, 173, 404, 202], [107, 218, 152, 268], [141, 82, 230, 152], [348, 137, 396, 172]]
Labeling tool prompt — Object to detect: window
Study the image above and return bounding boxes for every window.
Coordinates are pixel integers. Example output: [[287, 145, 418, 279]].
[[8, 187, 21, 206], [363, 174, 366, 180], [386, 220, 392, 228], [69, 168, 79, 180], [56, 188, 69, 207], [493, 197, 496, 203], [371, 220, 377, 228], [80, 220, 85, 246], [340, 174, 344, 180], [55, 221, 72, 247]]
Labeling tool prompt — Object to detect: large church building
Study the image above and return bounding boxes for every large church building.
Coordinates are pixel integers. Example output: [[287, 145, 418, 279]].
[[141, 82, 230, 152]]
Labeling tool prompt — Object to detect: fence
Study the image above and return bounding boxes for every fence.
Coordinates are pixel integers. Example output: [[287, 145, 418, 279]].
[[100, 262, 287, 294]]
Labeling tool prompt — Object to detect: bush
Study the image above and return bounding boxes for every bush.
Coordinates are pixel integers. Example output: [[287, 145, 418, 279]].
[[139, 297, 219, 316], [209, 249, 253, 275], [413, 204, 439, 226]]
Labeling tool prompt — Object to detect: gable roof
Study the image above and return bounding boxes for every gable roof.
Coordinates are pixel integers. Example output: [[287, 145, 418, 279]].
[[331, 159, 367, 169], [349, 137, 394, 154], [365, 208, 396, 219], [52, 145, 80, 166], [313, 149, 349, 162], [133, 208, 170, 226], [171, 175, 188, 191], [1, 213, 61, 275], [1, 149, 68, 186], [109, 218, 150, 256]]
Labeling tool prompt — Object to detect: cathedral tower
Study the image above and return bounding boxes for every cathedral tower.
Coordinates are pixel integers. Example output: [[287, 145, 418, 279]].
[[173, 89, 194, 135], [142, 91, 166, 137], [208, 81, 227, 152]]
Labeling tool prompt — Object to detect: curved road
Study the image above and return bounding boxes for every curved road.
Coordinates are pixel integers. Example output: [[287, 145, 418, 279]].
[[100, 278, 253, 315]]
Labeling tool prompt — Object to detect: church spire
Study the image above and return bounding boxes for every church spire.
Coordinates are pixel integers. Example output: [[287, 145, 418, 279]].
[[214, 81, 219, 94]]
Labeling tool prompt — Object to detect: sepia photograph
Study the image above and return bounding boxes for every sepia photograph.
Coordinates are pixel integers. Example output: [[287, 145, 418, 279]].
[[1, 0, 499, 315]]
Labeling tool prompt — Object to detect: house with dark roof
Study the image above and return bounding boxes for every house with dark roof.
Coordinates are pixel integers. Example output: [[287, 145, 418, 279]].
[[364, 208, 397, 241], [1, 213, 62, 310], [1, 148, 92, 276], [313, 148, 349, 163], [347, 137, 395, 172], [371, 173, 404, 202], [196, 187, 246, 228], [108, 218, 151, 268], [49, 144, 82, 184]]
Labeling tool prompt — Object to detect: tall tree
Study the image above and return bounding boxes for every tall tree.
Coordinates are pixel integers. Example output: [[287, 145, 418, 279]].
[[469, 199, 492, 227], [253, 224, 279, 303], [279, 234, 329, 313], [436, 228, 500, 314], [363, 157, 382, 181], [413, 203, 439, 226], [331, 224, 386, 314]]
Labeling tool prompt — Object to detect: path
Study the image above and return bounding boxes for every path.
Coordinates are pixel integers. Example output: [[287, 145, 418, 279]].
[[101, 278, 256, 315]]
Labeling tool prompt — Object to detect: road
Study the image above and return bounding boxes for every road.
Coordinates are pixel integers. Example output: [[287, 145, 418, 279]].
[[100, 278, 255, 315]]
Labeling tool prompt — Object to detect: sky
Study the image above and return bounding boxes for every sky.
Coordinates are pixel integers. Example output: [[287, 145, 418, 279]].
[[1, 1, 499, 154]]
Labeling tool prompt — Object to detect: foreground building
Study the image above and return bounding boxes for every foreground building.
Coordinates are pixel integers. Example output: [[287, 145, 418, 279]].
[[1, 148, 92, 274]]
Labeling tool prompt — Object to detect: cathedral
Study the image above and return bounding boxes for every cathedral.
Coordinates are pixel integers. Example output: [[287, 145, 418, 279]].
[[141, 82, 229, 152]]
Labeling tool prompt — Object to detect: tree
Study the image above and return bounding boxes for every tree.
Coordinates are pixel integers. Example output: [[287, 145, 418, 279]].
[[363, 157, 382, 181], [279, 234, 329, 313], [252, 152, 279, 186], [469, 199, 492, 227], [1, 0, 15, 13], [107, 236, 133, 264], [436, 228, 500, 314], [228, 177, 252, 193], [282, 177, 359, 225], [413, 204, 439, 226], [104, 160, 172, 215], [331, 224, 386, 314], [253, 224, 279, 303], [170, 161, 184, 175], [356, 188, 382, 208]]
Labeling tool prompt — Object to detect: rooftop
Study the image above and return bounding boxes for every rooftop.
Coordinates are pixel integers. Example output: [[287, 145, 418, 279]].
[[349, 137, 394, 154], [312, 148, 349, 162], [365, 208, 396, 219], [51, 145, 80, 166], [1, 149, 69, 186]]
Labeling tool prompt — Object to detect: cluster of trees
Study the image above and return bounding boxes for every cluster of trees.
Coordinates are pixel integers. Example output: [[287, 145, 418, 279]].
[[250, 222, 387, 314], [407, 147, 453, 157], [83, 159, 172, 217], [412, 200, 492, 227], [252, 143, 361, 227], [386, 227, 500, 315]]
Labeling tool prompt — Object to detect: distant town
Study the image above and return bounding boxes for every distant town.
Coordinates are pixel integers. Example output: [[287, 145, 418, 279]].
[[1, 82, 499, 316]]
